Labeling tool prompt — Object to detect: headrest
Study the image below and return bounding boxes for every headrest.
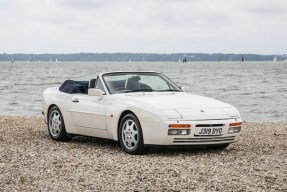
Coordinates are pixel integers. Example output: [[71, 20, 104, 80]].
[[89, 79, 97, 88], [130, 76, 141, 81]]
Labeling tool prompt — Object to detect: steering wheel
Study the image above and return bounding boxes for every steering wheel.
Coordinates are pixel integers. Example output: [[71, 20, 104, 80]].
[[113, 87, 128, 93]]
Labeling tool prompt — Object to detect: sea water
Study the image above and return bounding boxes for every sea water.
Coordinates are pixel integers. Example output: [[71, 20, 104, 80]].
[[0, 61, 286, 122]]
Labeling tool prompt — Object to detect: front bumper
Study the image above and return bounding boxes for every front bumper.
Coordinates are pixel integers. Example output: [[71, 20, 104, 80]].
[[141, 118, 242, 145]]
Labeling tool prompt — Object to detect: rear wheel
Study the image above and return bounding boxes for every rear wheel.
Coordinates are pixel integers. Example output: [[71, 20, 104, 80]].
[[48, 106, 69, 141], [119, 114, 146, 155]]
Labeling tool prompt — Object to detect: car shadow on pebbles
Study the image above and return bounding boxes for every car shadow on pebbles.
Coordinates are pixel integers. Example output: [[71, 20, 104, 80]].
[[70, 136, 120, 151], [147, 145, 238, 157], [46, 133, 236, 156], [68, 135, 236, 156]]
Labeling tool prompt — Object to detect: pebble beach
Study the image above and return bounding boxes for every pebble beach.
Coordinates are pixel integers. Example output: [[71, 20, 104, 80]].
[[0, 116, 286, 191]]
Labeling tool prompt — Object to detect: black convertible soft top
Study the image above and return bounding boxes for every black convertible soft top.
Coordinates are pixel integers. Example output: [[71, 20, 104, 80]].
[[59, 80, 89, 94]]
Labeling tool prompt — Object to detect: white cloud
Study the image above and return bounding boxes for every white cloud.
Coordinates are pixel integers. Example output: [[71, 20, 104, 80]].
[[0, 0, 286, 54]]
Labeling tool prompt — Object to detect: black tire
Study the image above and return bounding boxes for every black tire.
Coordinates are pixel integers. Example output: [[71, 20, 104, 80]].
[[119, 113, 146, 155], [48, 106, 69, 141]]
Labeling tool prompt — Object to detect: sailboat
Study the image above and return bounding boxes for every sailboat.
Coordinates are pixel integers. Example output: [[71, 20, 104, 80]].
[[241, 56, 244, 62], [11, 58, 14, 63], [182, 56, 187, 63], [272, 56, 278, 62]]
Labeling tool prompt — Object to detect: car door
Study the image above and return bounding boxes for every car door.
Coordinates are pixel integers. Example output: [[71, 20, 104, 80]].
[[70, 94, 106, 130]]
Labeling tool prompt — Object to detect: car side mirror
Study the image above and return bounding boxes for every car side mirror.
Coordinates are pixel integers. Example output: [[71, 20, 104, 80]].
[[88, 88, 103, 98], [181, 86, 185, 92]]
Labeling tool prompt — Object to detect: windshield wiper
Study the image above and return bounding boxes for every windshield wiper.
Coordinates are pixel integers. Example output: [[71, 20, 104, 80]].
[[157, 89, 181, 92], [124, 88, 156, 93]]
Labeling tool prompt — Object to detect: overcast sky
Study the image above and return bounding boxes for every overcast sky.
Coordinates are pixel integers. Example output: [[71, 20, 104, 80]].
[[0, 0, 286, 54]]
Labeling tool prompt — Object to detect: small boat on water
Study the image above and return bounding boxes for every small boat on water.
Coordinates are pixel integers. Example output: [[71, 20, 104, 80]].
[[182, 56, 187, 63], [272, 56, 278, 62], [241, 56, 244, 62], [11, 58, 14, 63]]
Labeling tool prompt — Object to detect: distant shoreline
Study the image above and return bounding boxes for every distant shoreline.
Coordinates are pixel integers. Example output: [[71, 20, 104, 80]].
[[1, 53, 286, 62]]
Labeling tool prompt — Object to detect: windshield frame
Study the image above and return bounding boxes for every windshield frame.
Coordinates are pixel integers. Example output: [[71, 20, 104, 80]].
[[101, 72, 182, 94]]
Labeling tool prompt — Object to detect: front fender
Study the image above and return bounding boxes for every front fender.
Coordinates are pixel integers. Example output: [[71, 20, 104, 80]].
[[105, 99, 167, 141]]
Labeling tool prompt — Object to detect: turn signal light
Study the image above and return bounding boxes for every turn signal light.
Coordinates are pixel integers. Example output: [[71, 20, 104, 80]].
[[229, 122, 242, 127], [168, 124, 191, 128], [228, 122, 242, 133]]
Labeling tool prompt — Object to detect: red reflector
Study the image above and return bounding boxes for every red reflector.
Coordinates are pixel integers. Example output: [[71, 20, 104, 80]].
[[168, 124, 191, 128], [229, 122, 242, 127]]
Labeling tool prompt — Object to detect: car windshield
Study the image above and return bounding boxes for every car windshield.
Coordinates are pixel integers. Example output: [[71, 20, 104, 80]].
[[102, 72, 182, 94]]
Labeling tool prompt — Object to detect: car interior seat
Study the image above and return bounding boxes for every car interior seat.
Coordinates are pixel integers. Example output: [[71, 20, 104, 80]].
[[89, 79, 97, 89], [125, 76, 141, 90]]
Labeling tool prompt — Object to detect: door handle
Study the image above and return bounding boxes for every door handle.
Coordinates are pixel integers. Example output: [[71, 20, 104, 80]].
[[72, 98, 79, 103]]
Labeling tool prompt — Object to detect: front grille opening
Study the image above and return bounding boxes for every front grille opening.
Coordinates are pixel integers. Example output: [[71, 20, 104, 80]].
[[173, 136, 236, 143]]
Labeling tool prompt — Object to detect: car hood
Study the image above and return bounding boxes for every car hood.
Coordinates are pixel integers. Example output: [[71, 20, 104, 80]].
[[125, 92, 239, 120]]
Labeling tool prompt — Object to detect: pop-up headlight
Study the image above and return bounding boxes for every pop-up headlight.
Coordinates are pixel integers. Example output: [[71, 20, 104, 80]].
[[161, 110, 182, 119]]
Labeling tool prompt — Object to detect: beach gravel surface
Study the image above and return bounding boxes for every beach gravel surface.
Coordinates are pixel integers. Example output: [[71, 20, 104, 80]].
[[0, 116, 286, 191]]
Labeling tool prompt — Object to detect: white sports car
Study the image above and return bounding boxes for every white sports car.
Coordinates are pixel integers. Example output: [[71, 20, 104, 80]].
[[42, 71, 242, 154]]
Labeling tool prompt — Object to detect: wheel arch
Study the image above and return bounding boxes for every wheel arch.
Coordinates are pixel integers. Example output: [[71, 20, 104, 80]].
[[117, 110, 147, 154], [44, 104, 58, 124], [117, 110, 138, 141], [47, 104, 58, 115], [46, 104, 70, 141]]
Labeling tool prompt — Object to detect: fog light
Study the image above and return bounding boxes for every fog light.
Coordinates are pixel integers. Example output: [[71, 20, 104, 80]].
[[228, 126, 241, 133], [168, 129, 190, 135]]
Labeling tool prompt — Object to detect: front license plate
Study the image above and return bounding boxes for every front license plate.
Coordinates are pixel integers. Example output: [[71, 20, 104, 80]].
[[195, 127, 223, 136]]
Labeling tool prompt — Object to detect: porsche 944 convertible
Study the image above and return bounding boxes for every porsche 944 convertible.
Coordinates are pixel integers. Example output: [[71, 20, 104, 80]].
[[42, 71, 242, 154]]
